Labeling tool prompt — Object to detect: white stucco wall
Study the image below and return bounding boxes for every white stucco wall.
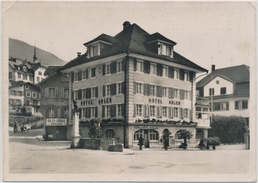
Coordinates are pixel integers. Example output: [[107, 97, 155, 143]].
[[204, 76, 233, 96]]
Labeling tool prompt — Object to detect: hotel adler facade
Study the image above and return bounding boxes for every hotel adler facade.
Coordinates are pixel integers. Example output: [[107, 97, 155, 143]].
[[60, 21, 208, 148]]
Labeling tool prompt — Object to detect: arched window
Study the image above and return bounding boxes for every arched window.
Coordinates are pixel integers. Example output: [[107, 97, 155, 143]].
[[196, 130, 204, 139], [105, 129, 115, 139], [134, 129, 144, 140], [149, 130, 159, 140], [175, 130, 185, 140]]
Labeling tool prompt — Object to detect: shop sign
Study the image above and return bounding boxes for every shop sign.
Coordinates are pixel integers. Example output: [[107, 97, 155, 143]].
[[149, 98, 162, 104], [98, 98, 112, 104], [46, 118, 67, 126], [168, 100, 181, 105], [135, 126, 158, 129]]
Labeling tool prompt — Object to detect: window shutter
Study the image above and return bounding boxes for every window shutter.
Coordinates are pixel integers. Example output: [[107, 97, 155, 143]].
[[243, 100, 248, 109], [168, 67, 174, 78], [95, 87, 98, 97], [45, 88, 49, 98], [133, 58, 137, 71], [95, 106, 98, 117], [110, 61, 117, 74], [168, 107, 172, 118], [78, 70, 82, 81], [146, 105, 149, 117], [111, 83, 116, 95], [46, 108, 49, 118], [102, 64, 106, 75], [78, 89, 82, 100], [156, 106, 159, 117], [226, 102, 229, 110], [85, 69, 88, 79], [157, 85, 162, 98], [189, 109, 192, 120], [159, 106, 162, 117], [103, 85, 106, 97], [235, 101, 239, 109], [71, 72, 74, 82], [111, 104, 116, 117], [190, 71, 195, 81], [121, 82, 125, 94], [55, 88, 58, 98], [144, 105, 147, 117], [133, 103, 136, 117], [180, 108, 183, 118], [102, 106, 105, 118], [180, 89, 184, 100], [88, 88, 91, 98], [179, 69, 185, 80], [133, 82, 136, 94], [89, 107, 91, 118], [143, 84, 147, 95], [157, 64, 163, 76]]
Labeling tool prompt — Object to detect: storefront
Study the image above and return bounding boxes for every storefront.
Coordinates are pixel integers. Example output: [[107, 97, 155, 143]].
[[45, 118, 67, 141]]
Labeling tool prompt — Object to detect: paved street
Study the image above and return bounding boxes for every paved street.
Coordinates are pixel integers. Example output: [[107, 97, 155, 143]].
[[5, 128, 255, 182]]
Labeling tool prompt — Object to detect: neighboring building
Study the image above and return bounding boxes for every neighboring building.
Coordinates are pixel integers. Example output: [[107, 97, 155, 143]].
[[196, 64, 250, 126], [38, 66, 69, 140], [60, 21, 208, 148], [9, 46, 47, 86], [9, 81, 41, 116]]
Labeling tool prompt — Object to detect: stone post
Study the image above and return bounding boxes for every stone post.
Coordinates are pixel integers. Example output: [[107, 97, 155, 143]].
[[71, 112, 80, 148]]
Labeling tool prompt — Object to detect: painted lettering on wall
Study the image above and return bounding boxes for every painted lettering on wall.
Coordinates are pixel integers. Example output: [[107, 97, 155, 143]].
[[98, 98, 112, 104], [135, 126, 158, 129], [149, 98, 162, 104], [168, 100, 181, 105]]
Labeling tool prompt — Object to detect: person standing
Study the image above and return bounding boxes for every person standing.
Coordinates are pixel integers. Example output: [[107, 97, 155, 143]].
[[13, 122, 17, 133], [138, 135, 144, 150]]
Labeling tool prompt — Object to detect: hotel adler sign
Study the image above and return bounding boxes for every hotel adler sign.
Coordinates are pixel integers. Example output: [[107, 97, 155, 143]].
[[148, 98, 181, 106]]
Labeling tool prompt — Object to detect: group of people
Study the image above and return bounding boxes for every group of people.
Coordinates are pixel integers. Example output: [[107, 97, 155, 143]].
[[13, 122, 26, 133], [138, 135, 169, 150]]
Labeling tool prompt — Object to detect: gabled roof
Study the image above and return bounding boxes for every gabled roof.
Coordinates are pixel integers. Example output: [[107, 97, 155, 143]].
[[9, 81, 40, 90], [146, 32, 177, 45], [196, 64, 249, 88], [84, 33, 117, 46], [44, 66, 63, 76], [61, 22, 207, 72]]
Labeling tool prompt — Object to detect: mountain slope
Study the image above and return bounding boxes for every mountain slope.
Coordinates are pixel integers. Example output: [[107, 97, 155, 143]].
[[9, 38, 66, 66]]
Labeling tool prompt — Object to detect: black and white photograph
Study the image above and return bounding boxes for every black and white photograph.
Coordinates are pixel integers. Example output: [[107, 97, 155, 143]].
[[2, 1, 257, 182]]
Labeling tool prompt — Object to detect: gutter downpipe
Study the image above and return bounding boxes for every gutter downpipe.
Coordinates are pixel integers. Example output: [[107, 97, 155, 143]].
[[123, 51, 129, 148]]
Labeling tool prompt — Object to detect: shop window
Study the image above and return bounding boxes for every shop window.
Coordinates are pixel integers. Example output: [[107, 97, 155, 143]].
[[149, 130, 159, 140], [134, 129, 144, 140], [105, 129, 115, 139]]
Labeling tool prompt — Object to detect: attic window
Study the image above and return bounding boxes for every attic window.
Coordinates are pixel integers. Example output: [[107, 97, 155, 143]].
[[89, 44, 99, 57], [158, 43, 173, 57]]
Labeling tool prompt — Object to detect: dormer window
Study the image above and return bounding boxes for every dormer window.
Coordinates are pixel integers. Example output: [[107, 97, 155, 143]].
[[89, 43, 100, 58], [158, 43, 173, 57]]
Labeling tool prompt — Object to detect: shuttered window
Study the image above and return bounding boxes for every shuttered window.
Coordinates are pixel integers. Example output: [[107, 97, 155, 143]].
[[150, 106, 155, 117], [110, 61, 117, 74], [162, 107, 167, 117], [150, 64, 156, 75], [117, 83, 123, 94], [106, 64, 111, 75], [162, 87, 167, 97], [143, 61, 150, 74], [174, 89, 179, 99], [163, 67, 168, 77], [156, 64, 163, 76], [173, 107, 179, 118], [106, 84, 111, 96], [168, 67, 174, 78], [117, 104, 123, 116], [174, 69, 179, 79], [156, 85, 163, 98], [150, 85, 156, 96], [143, 84, 150, 96], [117, 61, 123, 72], [74, 72, 78, 81], [136, 104, 143, 116], [179, 69, 185, 80]]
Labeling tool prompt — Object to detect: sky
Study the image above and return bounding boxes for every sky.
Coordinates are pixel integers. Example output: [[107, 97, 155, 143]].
[[2, 1, 256, 72]]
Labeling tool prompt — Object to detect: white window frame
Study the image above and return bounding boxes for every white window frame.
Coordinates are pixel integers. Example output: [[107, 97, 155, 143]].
[[106, 84, 111, 96], [136, 104, 143, 116], [48, 107, 55, 118], [150, 85, 156, 96], [106, 64, 111, 75], [185, 90, 189, 100], [74, 72, 78, 82], [32, 92, 37, 98], [117, 83, 123, 95], [174, 69, 179, 79], [26, 91, 31, 97], [136, 61, 143, 72], [163, 66, 168, 77], [150, 106, 156, 117], [82, 70, 86, 80], [117, 104, 123, 117], [173, 107, 179, 118], [81, 108, 86, 118], [91, 87, 96, 98], [162, 107, 167, 117], [106, 105, 111, 117], [174, 89, 179, 99], [136, 83, 143, 94], [162, 87, 167, 97], [184, 72, 189, 81], [150, 64, 156, 75], [91, 107, 96, 118], [117, 61, 123, 72], [184, 109, 188, 118]]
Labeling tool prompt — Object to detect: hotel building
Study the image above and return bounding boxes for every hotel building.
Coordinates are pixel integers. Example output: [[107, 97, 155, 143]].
[[60, 21, 208, 148]]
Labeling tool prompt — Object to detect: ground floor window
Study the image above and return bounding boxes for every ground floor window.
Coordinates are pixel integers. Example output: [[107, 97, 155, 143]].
[[105, 129, 115, 138], [149, 130, 159, 140], [175, 130, 185, 139], [196, 129, 204, 139], [134, 129, 144, 140]]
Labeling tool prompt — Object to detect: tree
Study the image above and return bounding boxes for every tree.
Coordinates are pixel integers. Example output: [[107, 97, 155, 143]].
[[179, 130, 193, 149], [88, 118, 102, 138], [209, 115, 248, 144]]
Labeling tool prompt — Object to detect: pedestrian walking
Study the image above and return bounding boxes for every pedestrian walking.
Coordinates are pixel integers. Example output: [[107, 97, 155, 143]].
[[138, 135, 144, 150], [13, 122, 17, 133]]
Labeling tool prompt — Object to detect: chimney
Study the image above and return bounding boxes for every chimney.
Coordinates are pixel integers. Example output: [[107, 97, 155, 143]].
[[123, 21, 131, 30], [77, 52, 81, 57], [211, 65, 215, 72]]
